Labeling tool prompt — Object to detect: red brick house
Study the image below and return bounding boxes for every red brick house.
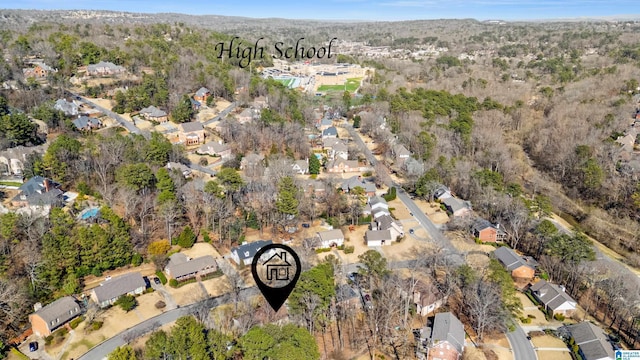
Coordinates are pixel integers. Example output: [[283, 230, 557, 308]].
[[493, 246, 537, 280], [194, 87, 211, 104], [472, 218, 506, 243], [29, 297, 81, 337]]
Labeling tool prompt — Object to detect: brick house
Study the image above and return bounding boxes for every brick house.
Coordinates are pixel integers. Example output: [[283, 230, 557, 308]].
[[177, 122, 205, 145], [493, 246, 537, 280], [164, 253, 218, 282], [472, 218, 506, 243], [415, 312, 465, 360], [29, 297, 81, 337], [194, 87, 211, 104], [139, 106, 168, 123], [91, 272, 146, 309]]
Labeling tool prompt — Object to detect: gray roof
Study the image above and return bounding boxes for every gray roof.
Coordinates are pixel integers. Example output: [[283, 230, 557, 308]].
[[13, 176, 63, 206], [179, 121, 204, 133], [32, 296, 80, 329], [567, 322, 615, 360], [366, 229, 392, 242], [341, 175, 366, 191], [72, 116, 101, 130], [442, 197, 470, 213], [195, 87, 210, 97], [54, 99, 79, 116], [369, 196, 388, 207], [430, 312, 465, 354], [322, 126, 338, 137], [87, 61, 124, 72], [139, 106, 167, 118], [92, 272, 146, 303], [197, 141, 230, 155], [318, 229, 344, 242], [377, 214, 398, 232], [293, 159, 309, 173], [530, 280, 576, 311], [336, 284, 358, 301], [493, 246, 535, 272], [166, 254, 217, 279], [19, 176, 59, 196], [232, 240, 273, 261], [473, 218, 496, 232], [394, 144, 411, 157]]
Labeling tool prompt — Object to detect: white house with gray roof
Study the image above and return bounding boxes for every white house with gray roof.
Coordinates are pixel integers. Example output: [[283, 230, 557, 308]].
[[86, 61, 125, 76], [164, 253, 218, 281], [91, 272, 146, 308], [530, 279, 577, 317], [54, 99, 79, 116], [229, 240, 273, 265], [316, 229, 344, 248]]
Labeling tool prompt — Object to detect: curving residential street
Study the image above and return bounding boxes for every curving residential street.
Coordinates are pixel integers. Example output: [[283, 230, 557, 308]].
[[506, 325, 538, 360]]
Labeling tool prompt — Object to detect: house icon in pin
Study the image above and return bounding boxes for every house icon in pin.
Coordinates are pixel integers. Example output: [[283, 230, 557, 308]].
[[264, 251, 291, 281]]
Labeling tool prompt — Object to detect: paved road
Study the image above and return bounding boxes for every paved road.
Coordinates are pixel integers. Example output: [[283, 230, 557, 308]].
[[203, 102, 237, 125], [78, 287, 259, 360], [506, 325, 538, 360]]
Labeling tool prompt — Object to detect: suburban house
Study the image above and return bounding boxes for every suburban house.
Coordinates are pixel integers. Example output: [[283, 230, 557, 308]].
[[166, 162, 192, 178], [363, 196, 389, 215], [301, 179, 326, 196], [177, 122, 205, 145], [197, 141, 232, 159], [91, 272, 146, 309], [317, 229, 345, 248], [434, 186, 452, 201], [237, 108, 258, 124], [10, 176, 64, 209], [317, 116, 333, 131], [565, 322, 615, 360], [322, 126, 338, 139], [190, 98, 202, 111], [415, 312, 465, 360], [372, 214, 404, 239], [341, 175, 376, 196], [193, 87, 211, 104], [442, 197, 472, 217], [86, 61, 125, 76], [393, 144, 412, 166], [291, 159, 309, 175], [164, 253, 218, 282], [72, 116, 102, 131], [365, 229, 393, 247], [326, 158, 360, 173], [529, 280, 577, 317], [240, 153, 265, 171], [412, 280, 445, 317], [493, 246, 537, 280], [139, 106, 168, 122], [0, 144, 48, 176], [323, 138, 349, 160], [472, 218, 506, 243], [229, 240, 273, 265], [54, 98, 79, 116], [22, 62, 56, 78], [29, 296, 81, 337]]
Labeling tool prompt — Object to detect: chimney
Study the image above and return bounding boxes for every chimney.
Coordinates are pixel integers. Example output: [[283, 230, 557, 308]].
[[44, 178, 51, 192], [34, 302, 42, 312]]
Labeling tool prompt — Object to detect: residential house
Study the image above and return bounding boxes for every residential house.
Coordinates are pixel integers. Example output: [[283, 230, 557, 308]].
[[434, 186, 452, 201], [317, 229, 345, 248], [341, 175, 376, 196], [529, 280, 577, 317], [139, 106, 168, 123], [190, 98, 202, 111], [86, 61, 125, 76], [335, 284, 360, 309], [29, 297, 81, 337], [164, 253, 218, 282], [323, 138, 349, 160], [237, 108, 258, 124], [72, 116, 102, 131], [393, 144, 412, 166], [0, 144, 48, 176], [197, 141, 232, 159], [22, 62, 56, 78], [415, 312, 465, 360], [240, 153, 265, 170], [326, 158, 360, 173], [317, 116, 333, 131], [229, 240, 273, 266], [412, 279, 445, 317], [178, 122, 205, 145], [10, 176, 63, 209], [322, 126, 338, 139], [91, 272, 146, 309], [373, 214, 404, 240], [54, 99, 79, 116], [363, 196, 389, 216], [365, 229, 393, 247], [166, 162, 192, 178], [566, 322, 615, 360], [442, 197, 471, 217], [194, 87, 211, 104], [493, 246, 536, 280], [472, 218, 506, 243], [292, 159, 309, 175], [301, 179, 326, 196]]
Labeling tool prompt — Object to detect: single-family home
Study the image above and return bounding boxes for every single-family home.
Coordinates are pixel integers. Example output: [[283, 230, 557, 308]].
[[317, 229, 345, 248], [86, 61, 125, 76], [292, 159, 309, 175], [565, 322, 615, 360], [301, 179, 326, 196], [22, 62, 56, 78], [362, 196, 388, 216], [412, 279, 445, 317], [493, 246, 536, 280], [166, 162, 192, 178], [393, 144, 412, 166], [178, 122, 205, 145], [0, 144, 48, 176], [472, 218, 506, 243], [229, 240, 273, 266], [326, 158, 360, 173], [194, 87, 211, 104], [434, 186, 452, 200], [237, 108, 257, 124], [139, 106, 168, 123], [29, 297, 81, 337], [240, 153, 265, 171], [317, 116, 333, 131], [341, 176, 376, 196], [322, 126, 338, 139], [164, 253, 218, 282], [323, 138, 349, 160], [10, 176, 64, 209], [529, 280, 577, 317], [365, 229, 393, 247], [72, 116, 102, 131], [442, 197, 472, 217], [373, 214, 404, 240], [197, 141, 232, 159], [54, 99, 79, 116], [190, 98, 202, 111], [91, 272, 146, 309], [415, 312, 465, 360]]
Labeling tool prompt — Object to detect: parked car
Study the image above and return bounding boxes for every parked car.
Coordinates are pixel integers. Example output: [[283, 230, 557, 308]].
[[301, 223, 310, 228], [29, 342, 38, 352], [409, 229, 414, 234], [364, 294, 371, 301], [153, 277, 161, 285]]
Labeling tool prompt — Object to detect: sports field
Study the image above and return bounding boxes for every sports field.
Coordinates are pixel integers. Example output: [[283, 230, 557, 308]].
[[275, 78, 294, 87], [317, 78, 361, 92]]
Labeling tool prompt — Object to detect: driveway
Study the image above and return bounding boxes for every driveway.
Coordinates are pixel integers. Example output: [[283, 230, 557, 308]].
[[506, 325, 537, 360], [150, 281, 178, 310]]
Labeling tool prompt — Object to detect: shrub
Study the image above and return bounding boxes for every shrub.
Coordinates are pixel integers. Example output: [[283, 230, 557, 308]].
[[337, 245, 345, 250], [521, 317, 532, 324], [199, 157, 208, 166], [382, 187, 397, 201], [169, 279, 179, 287], [315, 248, 331, 254], [69, 316, 85, 329], [44, 335, 54, 345], [202, 231, 212, 243], [200, 269, 223, 281], [554, 313, 565, 321], [155, 271, 167, 285], [114, 294, 137, 312], [527, 314, 536, 319], [344, 245, 355, 254], [177, 226, 196, 248], [91, 321, 103, 330], [56, 327, 68, 337], [131, 253, 143, 266], [148, 240, 171, 256], [155, 300, 166, 309]]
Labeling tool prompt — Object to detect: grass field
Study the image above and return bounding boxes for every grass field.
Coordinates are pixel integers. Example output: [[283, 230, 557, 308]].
[[317, 78, 361, 92], [275, 78, 294, 87]]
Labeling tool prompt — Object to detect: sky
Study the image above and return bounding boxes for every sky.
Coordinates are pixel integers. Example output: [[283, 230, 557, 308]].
[[2, 0, 639, 21]]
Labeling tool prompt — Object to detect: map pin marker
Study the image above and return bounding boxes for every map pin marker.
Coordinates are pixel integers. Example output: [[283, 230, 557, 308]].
[[251, 243, 301, 312]]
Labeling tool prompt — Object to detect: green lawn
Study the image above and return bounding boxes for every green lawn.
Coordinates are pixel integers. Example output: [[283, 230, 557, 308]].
[[0, 181, 22, 187], [275, 78, 293, 87], [317, 78, 361, 93]]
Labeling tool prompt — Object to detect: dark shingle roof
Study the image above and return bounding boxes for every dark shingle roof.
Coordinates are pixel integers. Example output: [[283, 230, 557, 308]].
[[92, 272, 146, 303], [179, 121, 204, 133], [567, 322, 615, 360], [166, 254, 217, 279], [430, 312, 465, 354], [322, 126, 338, 137], [366, 229, 392, 242], [493, 246, 535, 271], [72, 116, 101, 130], [195, 87, 210, 97], [530, 280, 576, 311], [32, 296, 80, 328], [231, 240, 273, 261]]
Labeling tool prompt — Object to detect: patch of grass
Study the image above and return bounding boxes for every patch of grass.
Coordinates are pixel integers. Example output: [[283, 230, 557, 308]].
[[317, 78, 361, 93], [0, 181, 22, 187], [155, 271, 167, 285], [10, 347, 30, 360], [200, 269, 223, 281]]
